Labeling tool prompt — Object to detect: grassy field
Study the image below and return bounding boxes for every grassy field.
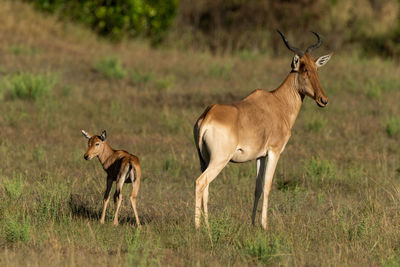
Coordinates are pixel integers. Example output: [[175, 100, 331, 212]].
[[0, 1, 399, 266]]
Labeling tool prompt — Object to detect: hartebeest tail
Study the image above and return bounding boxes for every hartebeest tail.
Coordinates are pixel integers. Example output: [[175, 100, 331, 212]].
[[82, 129, 141, 227], [193, 30, 332, 230]]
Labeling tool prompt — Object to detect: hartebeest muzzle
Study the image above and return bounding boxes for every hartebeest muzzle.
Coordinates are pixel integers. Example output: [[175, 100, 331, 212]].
[[317, 97, 328, 107]]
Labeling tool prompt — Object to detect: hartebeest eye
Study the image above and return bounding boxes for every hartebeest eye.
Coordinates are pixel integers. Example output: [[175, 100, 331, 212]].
[[95, 143, 100, 146]]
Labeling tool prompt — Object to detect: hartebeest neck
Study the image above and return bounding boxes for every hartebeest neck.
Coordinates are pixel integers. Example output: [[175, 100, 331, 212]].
[[97, 142, 116, 170], [271, 72, 303, 129]]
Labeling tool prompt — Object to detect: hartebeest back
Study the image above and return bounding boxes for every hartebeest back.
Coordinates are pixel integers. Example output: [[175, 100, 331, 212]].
[[193, 30, 332, 230], [82, 130, 141, 227]]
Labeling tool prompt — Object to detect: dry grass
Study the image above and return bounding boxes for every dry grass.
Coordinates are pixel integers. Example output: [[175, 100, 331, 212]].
[[0, 1, 399, 266]]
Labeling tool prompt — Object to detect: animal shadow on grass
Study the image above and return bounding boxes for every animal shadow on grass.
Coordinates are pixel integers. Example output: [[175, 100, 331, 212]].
[[69, 193, 152, 226]]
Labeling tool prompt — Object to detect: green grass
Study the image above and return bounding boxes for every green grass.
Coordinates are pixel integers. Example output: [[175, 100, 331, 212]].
[[242, 233, 289, 264], [208, 63, 232, 78], [3, 175, 24, 200], [0, 1, 400, 265], [306, 117, 327, 132], [8, 44, 40, 56], [95, 56, 126, 79], [4, 214, 31, 243], [3, 72, 57, 101], [366, 80, 382, 99], [131, 70, 154, 85], [155, 75, 175, 91], [304, 157, 337, 185], [385, 116, 400, 137]]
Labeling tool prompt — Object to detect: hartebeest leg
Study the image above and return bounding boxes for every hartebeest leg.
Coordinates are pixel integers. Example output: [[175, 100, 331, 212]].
[[113, 174, 126, 226], [202, 184, 210, 228], [261, 150, 280, 230], [100, 178, 113, 224], [251, 157, 266, 225], [129, 178, 141, 227], [195, 160, 228, 229]]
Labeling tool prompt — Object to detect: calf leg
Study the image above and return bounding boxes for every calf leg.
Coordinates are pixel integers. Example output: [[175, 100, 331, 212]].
[[113, 172, 127, 226], [129, 167, 141, 227], [100, 178, 113, 224]]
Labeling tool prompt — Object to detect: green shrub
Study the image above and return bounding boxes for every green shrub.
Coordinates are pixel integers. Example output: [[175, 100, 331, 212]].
[[5, 215, 31, 243], [385, 117, 400, 137], [95, 56, 126, 79], [4, 73, 56, 101], [27, 0, 178, 42]]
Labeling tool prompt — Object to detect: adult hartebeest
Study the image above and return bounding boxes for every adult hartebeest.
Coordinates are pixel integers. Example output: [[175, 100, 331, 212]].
[[82, 130, 141, 227], [193, 30, 332, 230]]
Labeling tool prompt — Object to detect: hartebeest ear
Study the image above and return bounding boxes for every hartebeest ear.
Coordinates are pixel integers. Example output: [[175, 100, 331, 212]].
[[81, 130, 91, 139], [315, 53, 332, 68], [100, 130, 107, 141], [291, 54, 300, 71]]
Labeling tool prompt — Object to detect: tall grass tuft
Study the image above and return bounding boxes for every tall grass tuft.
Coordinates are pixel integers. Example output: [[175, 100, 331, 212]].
[[125, 229, 162, 265], [131, 70, 154, 85], [155, 75, 175, 91], [385, 116, 400, 137], [5, 214, 31, 243], [306, 117, 327, 133], [208, 63, 232, 78], [4, 73, 57, 100], [95, 56, 126, 79], [3, 174, 24, 200], [366, 80, 382, 99], [8, 44, 40, 56], [304, 157, 336, 183], [242, 233, 288, 264]]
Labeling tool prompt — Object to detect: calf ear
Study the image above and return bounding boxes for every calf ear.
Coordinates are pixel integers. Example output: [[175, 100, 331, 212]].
[[81, 130, 91, 139], [100, 130, 107, 141], [291, 55, 300, 71], [315, 53, 332, 68]]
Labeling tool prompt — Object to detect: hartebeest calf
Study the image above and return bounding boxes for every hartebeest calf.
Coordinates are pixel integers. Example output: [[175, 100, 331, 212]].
[[82, 130, 141, 227], [194, 30, 332, 230]]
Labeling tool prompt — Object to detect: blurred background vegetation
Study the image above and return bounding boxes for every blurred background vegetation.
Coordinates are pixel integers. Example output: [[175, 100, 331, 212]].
[[26, 0, 400, 57]]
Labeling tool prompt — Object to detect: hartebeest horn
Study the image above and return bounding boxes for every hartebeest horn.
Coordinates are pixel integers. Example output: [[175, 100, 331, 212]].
[[82, 130, 91, 139], [277, 30, 304, 57], [305, 31, 322, 53]]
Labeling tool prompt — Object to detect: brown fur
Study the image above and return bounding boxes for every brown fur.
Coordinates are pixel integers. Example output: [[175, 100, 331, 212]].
[[193, 51, 331, 230], [82, 130, 141, 227]]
